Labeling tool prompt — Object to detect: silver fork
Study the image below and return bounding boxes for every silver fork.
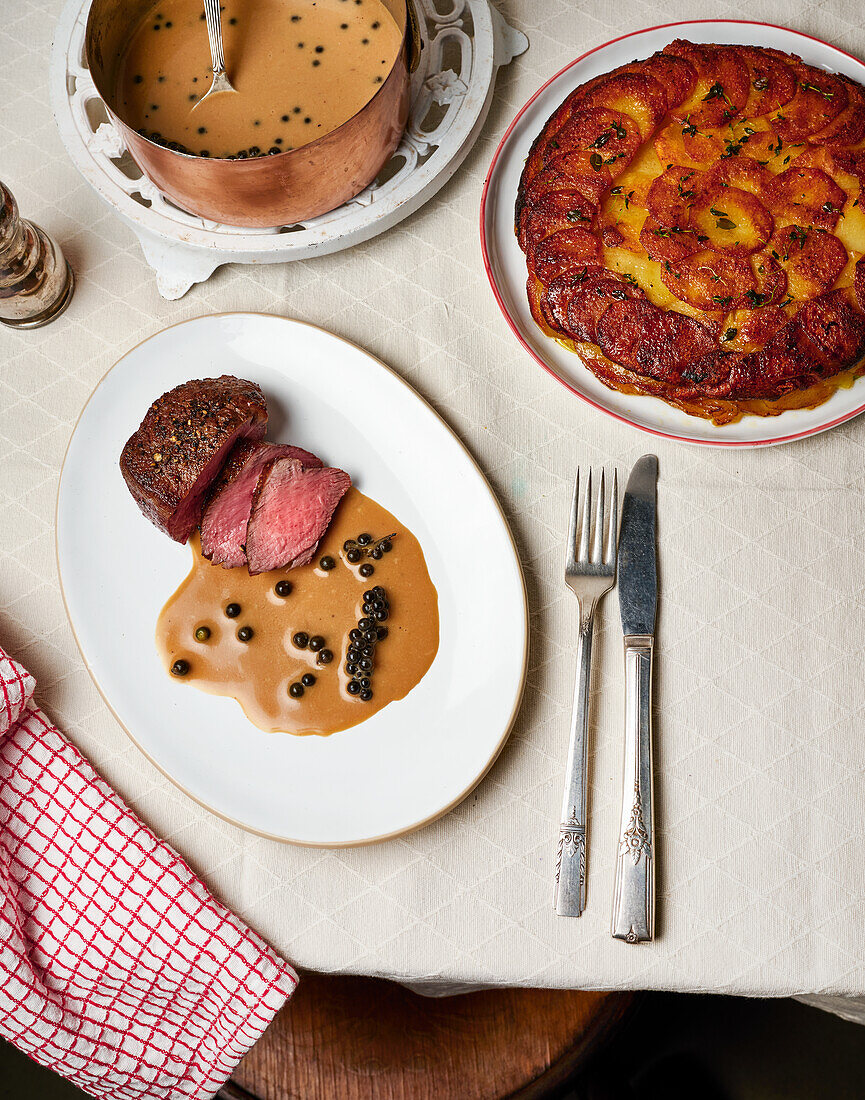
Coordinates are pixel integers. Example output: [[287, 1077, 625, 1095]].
[[555, 468, 618, 917]]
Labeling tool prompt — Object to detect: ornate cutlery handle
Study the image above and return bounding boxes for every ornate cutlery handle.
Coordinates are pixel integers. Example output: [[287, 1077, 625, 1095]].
[[611, 636, 654, 942], [554, 608, 594, 916]]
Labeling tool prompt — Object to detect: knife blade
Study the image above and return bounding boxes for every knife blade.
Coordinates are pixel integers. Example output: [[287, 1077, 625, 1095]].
[[612, 454, 658, 943], [618, 455, 658, 638]]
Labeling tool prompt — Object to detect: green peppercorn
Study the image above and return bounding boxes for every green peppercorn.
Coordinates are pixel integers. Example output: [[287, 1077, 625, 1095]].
[[293, 631, 309, 649], [359, 563, 374, 578], [237, 626, 254, 642], [225, 602, 241, 618], [171, 659, 190, 677], [320, 555, 336, 571], [289, 682, 304, 698], [194, 626, 210, 642], [308, 635, 325, 651], [274, 580, 292, 597], [301, 673, 316, 687]]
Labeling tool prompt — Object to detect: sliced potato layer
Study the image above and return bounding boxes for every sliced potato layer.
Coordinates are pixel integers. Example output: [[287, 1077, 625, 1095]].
[[515, 39, 865, 414]]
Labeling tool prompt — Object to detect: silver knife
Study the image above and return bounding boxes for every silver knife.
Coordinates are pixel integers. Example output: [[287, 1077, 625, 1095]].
[[611, 454, 658, 944]]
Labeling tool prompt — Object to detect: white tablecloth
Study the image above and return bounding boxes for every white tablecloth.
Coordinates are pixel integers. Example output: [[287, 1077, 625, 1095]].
[[4, 0, 865, 1011]]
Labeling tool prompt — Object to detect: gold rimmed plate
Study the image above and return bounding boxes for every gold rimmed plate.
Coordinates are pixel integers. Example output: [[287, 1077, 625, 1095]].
[[57, 314, 528, 845]]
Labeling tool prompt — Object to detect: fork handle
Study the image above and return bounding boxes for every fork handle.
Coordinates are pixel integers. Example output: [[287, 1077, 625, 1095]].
[[611, 636, 655, 943], [554, 605, 594, 916]]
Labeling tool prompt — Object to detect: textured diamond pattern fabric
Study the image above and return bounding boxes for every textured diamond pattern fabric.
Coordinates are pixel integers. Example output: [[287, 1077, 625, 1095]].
[[3, 0, 865, 1005]]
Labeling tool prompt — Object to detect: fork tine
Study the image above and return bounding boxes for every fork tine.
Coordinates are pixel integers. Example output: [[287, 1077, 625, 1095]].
[[577, 468, 592, 563], [605, 468, 618, 565], [591, 468, 605, 562], [567, 469, 580, 564]]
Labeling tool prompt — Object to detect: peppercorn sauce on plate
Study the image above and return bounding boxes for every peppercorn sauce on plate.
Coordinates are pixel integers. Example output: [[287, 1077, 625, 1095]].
[[482, 22, 865, 444]]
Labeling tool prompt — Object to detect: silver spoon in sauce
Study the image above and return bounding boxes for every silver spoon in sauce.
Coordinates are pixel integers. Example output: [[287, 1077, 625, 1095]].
[[195, 0, 237, 107]]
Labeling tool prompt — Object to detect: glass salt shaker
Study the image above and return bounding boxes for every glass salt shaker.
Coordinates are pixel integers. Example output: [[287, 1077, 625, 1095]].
[[0, 180, 74, 329]]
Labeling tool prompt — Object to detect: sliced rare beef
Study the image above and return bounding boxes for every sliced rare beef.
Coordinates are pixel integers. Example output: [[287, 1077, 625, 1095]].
[[245, 456, 352, 575], [120, 376, 267, 543], [200, 440, 324, 568]]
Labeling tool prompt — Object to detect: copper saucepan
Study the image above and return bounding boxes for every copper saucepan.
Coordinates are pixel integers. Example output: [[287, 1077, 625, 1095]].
[[85, 0, 418, 228]]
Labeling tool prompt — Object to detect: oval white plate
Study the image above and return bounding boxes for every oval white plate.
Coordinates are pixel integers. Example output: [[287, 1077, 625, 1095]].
[[481, 20, 865, 448], [57, 314, 527, 845]]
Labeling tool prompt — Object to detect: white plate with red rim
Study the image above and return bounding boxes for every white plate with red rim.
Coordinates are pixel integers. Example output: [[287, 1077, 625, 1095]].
[[57, 313, 527, 845], [480, 20, 865, 448]]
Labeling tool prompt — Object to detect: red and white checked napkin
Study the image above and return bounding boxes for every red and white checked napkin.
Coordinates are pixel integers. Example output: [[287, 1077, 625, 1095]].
[[0, 645, 298, 1100]]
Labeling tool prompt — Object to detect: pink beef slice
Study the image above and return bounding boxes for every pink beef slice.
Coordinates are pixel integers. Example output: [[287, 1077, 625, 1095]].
[[245, 457, 352, 575], [119, 376, 267, 543], [200, 440, 324, 568]]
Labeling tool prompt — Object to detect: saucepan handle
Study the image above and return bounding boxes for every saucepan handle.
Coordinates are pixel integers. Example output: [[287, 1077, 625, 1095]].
[[405, 0, 422, 74]]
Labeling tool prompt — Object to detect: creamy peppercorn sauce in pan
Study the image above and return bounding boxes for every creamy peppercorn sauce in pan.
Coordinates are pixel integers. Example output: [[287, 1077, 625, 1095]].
[[156, 489, 440, 736], [116, 0, 404, 158]]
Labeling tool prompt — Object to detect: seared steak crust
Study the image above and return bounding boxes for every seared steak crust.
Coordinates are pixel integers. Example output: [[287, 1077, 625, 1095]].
[[120, 375, 267, 542]]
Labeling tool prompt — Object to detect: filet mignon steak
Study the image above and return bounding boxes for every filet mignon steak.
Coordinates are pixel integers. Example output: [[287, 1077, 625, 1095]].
[[245, 457, 352, 575], [119, 376, 267, 543], [200, 440, 324, 568]]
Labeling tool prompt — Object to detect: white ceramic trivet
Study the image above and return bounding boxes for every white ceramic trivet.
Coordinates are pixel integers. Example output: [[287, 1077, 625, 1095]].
[[50, 0, 527, 299]]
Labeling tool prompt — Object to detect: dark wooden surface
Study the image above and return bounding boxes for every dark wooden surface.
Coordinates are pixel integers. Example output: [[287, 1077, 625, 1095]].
[[6, 990, 865, 1099], [225, 972, 633, 1100]]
